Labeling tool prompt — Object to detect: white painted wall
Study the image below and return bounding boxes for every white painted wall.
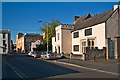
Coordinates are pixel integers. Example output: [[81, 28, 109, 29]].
[[0, 32, 10, 54], [92, 23, 106, 49], [62, 28, 72, 54], [52, 24, 73, 54], [72, 30, 81, 54], [55, 25, 62, 53], [0, 34, 3, 54], [52, 37, 56, 52], [6, 34, 8, 53], [72, 22, 106, 56], [31, 40, 41, 52]]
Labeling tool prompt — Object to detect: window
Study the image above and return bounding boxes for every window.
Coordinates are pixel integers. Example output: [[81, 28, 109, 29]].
[[85, 28, 92, 36], [3, 40, 7, 52], [55, 46, 57, 52], [55, 36, 56, 42], [92, 41, 94, 46], [73, 32, 79, 38], [3, 40, 6, 46], [73, 45, 79, 51], [87, 39, 95, 48], [88, 40, 90, 46], [57, 33, 59, 40], [3, 34, 6, 39]]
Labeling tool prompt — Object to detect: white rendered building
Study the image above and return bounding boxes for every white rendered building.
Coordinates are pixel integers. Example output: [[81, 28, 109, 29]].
[[0, 30, 11, 54], [52, 24, 74, 54]]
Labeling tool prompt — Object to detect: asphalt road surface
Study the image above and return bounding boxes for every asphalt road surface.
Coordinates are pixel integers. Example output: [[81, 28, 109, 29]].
[[2, 54, 119, 80]]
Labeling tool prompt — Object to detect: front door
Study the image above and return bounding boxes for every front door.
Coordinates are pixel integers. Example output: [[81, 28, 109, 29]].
[[110, 40, 114, 59]]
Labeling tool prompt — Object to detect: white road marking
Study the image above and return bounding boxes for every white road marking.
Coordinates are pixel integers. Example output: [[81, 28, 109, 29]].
[[4, 59, 29, 79], [52, 60, 119, 76]]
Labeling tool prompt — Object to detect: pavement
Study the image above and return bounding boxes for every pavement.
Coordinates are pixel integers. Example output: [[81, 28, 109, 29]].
[[52, 59, 119, 74]]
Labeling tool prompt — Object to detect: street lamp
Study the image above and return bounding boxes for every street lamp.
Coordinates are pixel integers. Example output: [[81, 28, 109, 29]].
[[38, 20, 49, 53]]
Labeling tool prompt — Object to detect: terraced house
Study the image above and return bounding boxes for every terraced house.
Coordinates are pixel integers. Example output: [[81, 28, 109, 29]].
[[73, 4, 120, 60], [52, 4, 120, 60]]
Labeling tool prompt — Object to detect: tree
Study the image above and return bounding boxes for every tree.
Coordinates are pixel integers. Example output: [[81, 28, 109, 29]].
[[40, 19, 60, 51]]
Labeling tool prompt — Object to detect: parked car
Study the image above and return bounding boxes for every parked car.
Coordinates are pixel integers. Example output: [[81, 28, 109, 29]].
[[41, 52, 57, 60], [31, 52, 42, 58]]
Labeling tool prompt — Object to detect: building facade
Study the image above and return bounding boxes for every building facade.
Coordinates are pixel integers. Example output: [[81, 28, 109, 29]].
[[31, 40, 43, 52], [52, 24, 74, 54], [72, 5, 120, 60], [72, 23, 106, 60], [52, 4, 120, 60], [0, 30, 11, 54], [16, 33, 43, 53]]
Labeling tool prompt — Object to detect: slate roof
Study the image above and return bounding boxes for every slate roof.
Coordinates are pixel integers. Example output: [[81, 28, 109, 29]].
[[25, 33, 42, 37], [74, 9, 116, 31], [74, 13, 92, 29], [17, 33, 42, 39]]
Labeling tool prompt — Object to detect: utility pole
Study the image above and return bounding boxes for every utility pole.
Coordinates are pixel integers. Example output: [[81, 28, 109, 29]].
[[47, 23, 49, 53]]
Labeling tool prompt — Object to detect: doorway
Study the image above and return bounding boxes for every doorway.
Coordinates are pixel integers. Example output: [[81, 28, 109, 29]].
[[109, 40, 114, 59], [58, 46, 60, 53]]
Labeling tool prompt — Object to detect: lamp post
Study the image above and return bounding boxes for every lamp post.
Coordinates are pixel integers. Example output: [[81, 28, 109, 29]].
[[47, 23, 49, 53], [38, 20, 49, 53]]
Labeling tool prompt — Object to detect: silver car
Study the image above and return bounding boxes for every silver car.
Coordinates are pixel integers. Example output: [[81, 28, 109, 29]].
[[41, 52, 57, 60]]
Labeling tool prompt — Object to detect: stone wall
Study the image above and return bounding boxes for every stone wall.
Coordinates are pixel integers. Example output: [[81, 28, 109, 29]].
[[114, 37, 120, 59], [70, 54, 83, 60], [85, 47, 106, 61], [57, 52, 83, 60]]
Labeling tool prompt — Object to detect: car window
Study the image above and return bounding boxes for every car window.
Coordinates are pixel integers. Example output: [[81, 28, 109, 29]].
[[44, 52, 47, 54]]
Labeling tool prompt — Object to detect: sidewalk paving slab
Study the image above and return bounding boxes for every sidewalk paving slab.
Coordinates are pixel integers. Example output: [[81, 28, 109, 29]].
[[56, 59, 119, 74]]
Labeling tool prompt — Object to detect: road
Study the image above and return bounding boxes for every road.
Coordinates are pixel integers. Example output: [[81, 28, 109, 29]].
[[2, 54, 119, 80]]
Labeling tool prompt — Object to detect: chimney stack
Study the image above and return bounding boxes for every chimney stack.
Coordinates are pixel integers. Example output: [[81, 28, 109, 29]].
[[74, 16, 80, 21]]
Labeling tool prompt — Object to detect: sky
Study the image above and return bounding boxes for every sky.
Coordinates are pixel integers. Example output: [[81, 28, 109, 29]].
[[2, 2, 116, 43], [2, 0, 120, 2]]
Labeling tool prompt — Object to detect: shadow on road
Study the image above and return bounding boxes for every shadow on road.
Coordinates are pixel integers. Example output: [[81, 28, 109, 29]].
[[2, 54, 80, 80]]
